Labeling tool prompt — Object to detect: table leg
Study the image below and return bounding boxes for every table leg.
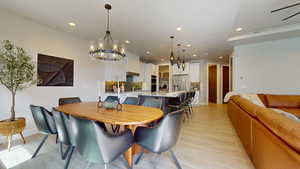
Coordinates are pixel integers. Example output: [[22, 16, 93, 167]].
[[124, 125, 136, 168]]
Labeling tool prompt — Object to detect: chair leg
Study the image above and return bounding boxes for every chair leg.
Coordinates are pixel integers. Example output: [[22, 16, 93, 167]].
[[20, 132, 26, 144], [60, 142, 72, 160], [7, 135, 12, 152], [56, 134, 58, 144], [111, 125, 120, 133], [135, 148, 144, 165], [64, 146, 75, 169], [122, 154, 132, 169], [32, 134, 49, 158], [169, 150, 182, 169], [104, 164, 108, 169]]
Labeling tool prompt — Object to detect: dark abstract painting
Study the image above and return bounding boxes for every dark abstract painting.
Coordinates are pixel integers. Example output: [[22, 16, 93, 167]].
[[37, 54, 74, 86]]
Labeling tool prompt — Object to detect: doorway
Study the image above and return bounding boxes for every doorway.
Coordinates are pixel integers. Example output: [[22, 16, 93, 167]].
[[222, 66, 230, 103], [208, 65, 217, 103]]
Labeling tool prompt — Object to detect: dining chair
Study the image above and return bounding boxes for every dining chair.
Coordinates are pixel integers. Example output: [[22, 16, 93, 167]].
[[104, 96, 120, 133], [134, 109, 184, 169], [104, 96, 119, 103], [52, 109, 75, 169], [30, 105, 57, 158], [68, 115, 134, 169], [139, 98, 162, 109], [59, 97, 81, 106], [122, 97, 139, 105]]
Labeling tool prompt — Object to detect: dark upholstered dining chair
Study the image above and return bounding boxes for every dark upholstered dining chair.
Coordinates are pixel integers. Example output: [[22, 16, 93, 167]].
[[139, 98, 162, 109], [52, 109, 75, 169], [104, 96, 121, 133], [134, 109, 184, 169], [30, 105, 57, 158], [59, 97, 81, 106], [104, 96, 119, 103], [68, 115, 134, 169], [122, 97, 139, 105]]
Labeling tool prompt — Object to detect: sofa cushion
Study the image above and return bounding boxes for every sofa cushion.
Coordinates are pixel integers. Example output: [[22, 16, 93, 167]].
[[257, 108, 300, 153], [265, 95, 300, 108]]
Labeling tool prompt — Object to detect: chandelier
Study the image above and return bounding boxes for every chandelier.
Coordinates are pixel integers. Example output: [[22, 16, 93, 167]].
[[89, 4, 126, 61]]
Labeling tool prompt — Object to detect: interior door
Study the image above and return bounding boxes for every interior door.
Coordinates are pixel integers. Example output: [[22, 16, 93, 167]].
[[222, 66, 230, 103], [209, 65, 217, 103]]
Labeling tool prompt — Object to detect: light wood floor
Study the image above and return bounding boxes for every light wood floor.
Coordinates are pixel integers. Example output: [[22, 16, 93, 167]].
[[0, 104, 255, 169]]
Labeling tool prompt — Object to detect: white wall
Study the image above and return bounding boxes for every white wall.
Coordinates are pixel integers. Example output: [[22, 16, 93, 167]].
[[232, 37, 300, 94], [0, 10, 106, 139]]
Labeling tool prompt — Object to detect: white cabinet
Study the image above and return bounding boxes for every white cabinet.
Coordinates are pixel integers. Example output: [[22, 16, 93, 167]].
[[189, 63, 200, 82], [172, 63, 190, 75], [125, 52, 140, 74], [151, 64, 157, 76]]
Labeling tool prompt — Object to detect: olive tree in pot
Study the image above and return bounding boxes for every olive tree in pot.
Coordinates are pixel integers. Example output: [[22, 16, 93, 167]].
[[0, 40, 36, 151]]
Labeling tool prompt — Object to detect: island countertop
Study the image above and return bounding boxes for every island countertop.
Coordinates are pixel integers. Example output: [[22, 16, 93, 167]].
[[138, 91, 189, 98]]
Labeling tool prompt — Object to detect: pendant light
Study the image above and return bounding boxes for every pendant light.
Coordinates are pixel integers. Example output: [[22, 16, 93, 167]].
[[89, 4, 126, 61], [169, 36, 175, 65], [176, 44, 181, 69], [182, 49, 186, 71]]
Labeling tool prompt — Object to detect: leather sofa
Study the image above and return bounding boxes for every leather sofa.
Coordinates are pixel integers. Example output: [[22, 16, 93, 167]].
[[228, 94, 300, 169]]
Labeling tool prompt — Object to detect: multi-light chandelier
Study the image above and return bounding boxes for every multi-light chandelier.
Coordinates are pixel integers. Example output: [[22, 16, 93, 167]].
[[169, 36, 186, 70], [89, 4, 126, 61]]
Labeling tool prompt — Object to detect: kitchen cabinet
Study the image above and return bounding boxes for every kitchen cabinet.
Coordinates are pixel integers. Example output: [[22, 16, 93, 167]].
[[125, 52, 140, 74], [189, 63, 200, 82]]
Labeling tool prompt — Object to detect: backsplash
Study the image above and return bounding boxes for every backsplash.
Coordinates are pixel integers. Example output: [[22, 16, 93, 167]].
[[105, 81, 142, 92]]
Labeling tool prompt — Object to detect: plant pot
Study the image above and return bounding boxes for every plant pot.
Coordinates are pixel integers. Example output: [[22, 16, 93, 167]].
[[0, 117, 26, 151]]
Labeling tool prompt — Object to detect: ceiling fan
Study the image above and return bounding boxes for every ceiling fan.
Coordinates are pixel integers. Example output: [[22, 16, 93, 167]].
[[271, 2, 300, 21]]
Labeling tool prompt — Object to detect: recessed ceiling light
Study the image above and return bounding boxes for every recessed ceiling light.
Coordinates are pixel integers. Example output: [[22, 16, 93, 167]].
[[146, 51, 150, 54], [68, 22, 76, 27], [125, 40, 130, 44], [176, 27, 182, 31], [186, 44, 191, 47], [192, 54, 197, 57], [236, 27, 243, 32], [218, 56, 224, 59]]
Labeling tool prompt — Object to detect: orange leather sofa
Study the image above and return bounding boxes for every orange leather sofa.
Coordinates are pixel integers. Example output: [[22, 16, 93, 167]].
[[228, 94, 300, 169]]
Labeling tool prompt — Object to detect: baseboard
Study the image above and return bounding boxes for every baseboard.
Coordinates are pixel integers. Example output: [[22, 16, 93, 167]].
[[200, 102, 208, 105], [0, 128, 38, 144]]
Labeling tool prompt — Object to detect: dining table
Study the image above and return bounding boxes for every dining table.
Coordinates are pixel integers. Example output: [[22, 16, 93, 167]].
[[57, 101, 164, 168]]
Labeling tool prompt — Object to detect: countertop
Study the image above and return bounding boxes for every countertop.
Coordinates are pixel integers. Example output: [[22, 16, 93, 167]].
[[138, 91, 189, 98]]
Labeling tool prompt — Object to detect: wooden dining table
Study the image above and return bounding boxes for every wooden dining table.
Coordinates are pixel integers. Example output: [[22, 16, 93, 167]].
[[57, 102, 164, 168]]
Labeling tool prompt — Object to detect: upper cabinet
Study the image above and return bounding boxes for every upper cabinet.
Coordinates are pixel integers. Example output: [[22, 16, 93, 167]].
[[172, 63, 190, 75], [151, 64, 158, 76], [125, 52, 140, 74], [189, 63, 200, 82]]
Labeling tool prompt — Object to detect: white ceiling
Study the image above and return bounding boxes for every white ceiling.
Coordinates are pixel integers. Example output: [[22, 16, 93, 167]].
[[231, 0, 300, 37], [1, 0, 300, 63]]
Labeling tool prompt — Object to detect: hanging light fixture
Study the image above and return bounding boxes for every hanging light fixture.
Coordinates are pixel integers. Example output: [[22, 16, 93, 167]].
[[169, 36, 175, 65], [176, 44, 181, 69], [89, 4, 126, 61], [181, 49, 186, 71]]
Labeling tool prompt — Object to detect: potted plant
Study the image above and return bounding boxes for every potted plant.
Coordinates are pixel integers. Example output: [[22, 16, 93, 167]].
[[0, 40, 36, 151]]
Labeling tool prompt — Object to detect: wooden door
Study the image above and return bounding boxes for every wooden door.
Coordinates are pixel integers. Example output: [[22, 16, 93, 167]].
[[222, 66, 230, 103], [209, 65, 217, 103]]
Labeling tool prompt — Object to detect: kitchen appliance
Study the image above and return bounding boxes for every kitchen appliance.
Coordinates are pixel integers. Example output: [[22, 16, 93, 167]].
[[151, 75, 157, 92]]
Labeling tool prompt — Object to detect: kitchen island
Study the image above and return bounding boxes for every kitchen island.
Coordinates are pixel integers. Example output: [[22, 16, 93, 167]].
[[138, 91, 191, 114]]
